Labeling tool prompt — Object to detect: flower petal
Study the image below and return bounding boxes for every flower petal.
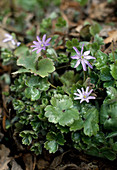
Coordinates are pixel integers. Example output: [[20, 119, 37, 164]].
[[87, 89, 93, 96], [33, 41, 39, 45], [84, 60, 93, 69], [42, 34, 46, 42], [45, 43, 50, 46], [71, 55, 79, 59], [84, 55, 96, 60], [77, 89, 82, 95], [81, 60, 86, 71], [3, 38, 10, 42], [74, 97, 82, 100], [73, 47, 80, 55], [74, 93, 80, 96], [17, 42, 21, 46], [81, 44, 84, 55], [83, 50, 90, 55], [74, 60, 80, 68], [80, 99, 84, 103], [36, 48, 42, 53], [5, 33, 11, 37], [45, 37, 51, 44], [81, 87, 85, 93], [32, 48, 38, 51], [31, 45, 37, 47], [87, 96, 96, 100], [11, 40, 16, 45], [86, 87, 89, 93], [85, 99, 89, 103], [36, 36, 41, 43]]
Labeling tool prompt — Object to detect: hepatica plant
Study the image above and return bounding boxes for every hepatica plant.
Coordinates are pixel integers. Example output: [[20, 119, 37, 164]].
[[74, 87, 96, 103], [3, 30, 117, 160], [71, 44, 96, 71], [31, 34, 51, 53]]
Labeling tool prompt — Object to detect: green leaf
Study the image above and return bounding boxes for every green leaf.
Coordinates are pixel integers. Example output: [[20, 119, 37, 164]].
[[56, 132, 66, 145], [25, 76, 50, 91], [110, 64, 117, 80], [112, 142, 117, 151], [12, 68, 31, 75], [84, 107, 99, 136], [45, 94, 79, 126], [20, 130, 38, 145], [70, 118, 84, 131], [25, 87, 40, 101], [46, 132, 56, 141], [100, 102, 117, 130], [31, 142, 42, 155], [47, 48, 58, 61], [100, 66, 112, 81], [80, 25, 91, 40], [17, 50, 55, 77], [13, 99, 25, 113], [104, 81, 115, 88], [46, 131, 66, 145], [14, 46, 29, 57], [95, 51, 108, 69], [106, 87, 117, 99], [44, 140, 58, 153], [76, 0, 88, 6], [37, 58, 55, 77], [106, 132, 117, 138], [56, 17, 67, 28], [17, 51, 37, 70], [86, 147, 100, 157], [94, 34, 104, 45], [60, 70, 79, 93], [57, 53, 69, 64], [66, 39, 79, 52], [100, 148, 116, 161], [90, 23, 101, 36], [71, 132, 81, 143], [109, 50, 117, 62]]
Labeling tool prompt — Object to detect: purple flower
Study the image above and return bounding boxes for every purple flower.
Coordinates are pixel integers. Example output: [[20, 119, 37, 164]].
[[3, 33, 21, 47], [74, 87, 96, 103], [3, 33, 16, 45], [31, 34, 51, 54], [71, 44, 96, 71]]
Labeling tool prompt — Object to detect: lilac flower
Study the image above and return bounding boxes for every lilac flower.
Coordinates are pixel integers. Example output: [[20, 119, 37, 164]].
[[3, 33, 16, 45], [3, 33, 21, 47], [74, 87, 96, 103], [71, 44, 96, 71], [31, 34, 51, 54], [16, 42, 21, 47]]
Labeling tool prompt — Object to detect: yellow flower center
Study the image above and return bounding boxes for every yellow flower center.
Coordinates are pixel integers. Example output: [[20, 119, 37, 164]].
[[83, 95, 86, 98], [81, 56, 84, 59], [41, 44, 44, 47]]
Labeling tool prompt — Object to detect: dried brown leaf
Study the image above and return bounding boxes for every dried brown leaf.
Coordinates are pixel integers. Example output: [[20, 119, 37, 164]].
[[104, 30, 117, 44], [11, 160, 23, 170], [23, 154, 33, 170], [89, 2, 113, 21], [50, 151, 70, 169], [0, 144, 11, 170], [37, 159, 49, 170]]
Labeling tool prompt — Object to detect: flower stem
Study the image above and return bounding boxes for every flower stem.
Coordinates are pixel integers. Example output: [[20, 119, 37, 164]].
[[83, 71, 86, 82], [112, 41, 115, 64], [48, 81, 56, 88]]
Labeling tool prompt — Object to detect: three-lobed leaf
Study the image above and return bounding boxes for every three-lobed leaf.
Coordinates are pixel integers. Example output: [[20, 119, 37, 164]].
[[45, 94, 79, 126]]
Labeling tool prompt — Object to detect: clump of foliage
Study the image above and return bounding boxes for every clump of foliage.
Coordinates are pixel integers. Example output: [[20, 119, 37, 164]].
[[1, 11, 117, 161]]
